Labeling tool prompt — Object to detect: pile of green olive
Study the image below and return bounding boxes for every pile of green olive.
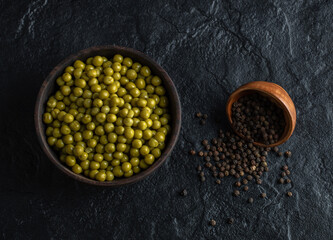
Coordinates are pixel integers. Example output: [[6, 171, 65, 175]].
[[43, 55, 170, 182]]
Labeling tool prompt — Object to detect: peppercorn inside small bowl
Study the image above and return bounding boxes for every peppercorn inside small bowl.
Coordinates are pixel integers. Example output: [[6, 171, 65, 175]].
[[35, 45, 181, 186], [226, 81, 296, 147]]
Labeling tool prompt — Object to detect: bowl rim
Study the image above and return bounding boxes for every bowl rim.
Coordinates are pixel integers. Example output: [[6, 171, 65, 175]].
[[34, 45, 181, 186], [226, 81, 296, 147]]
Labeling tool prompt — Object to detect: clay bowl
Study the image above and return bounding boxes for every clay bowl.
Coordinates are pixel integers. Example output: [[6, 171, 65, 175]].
[[226, 81, 296, 147], [35, 45, 181, 186]]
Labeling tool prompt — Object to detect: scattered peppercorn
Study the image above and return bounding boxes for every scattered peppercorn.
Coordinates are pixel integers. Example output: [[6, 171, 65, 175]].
[[198, 151, 204, 157], [260, 193, 267, 198], [197, 166, 202, 171], [233, 190, 240, 197], [248, 197, 254, 203], [279, 178, 284, 184], [202, 114, 208, 119], [282, 165, 288, 171], [277, 152, 283, 157], [200, 119, 206, 125], [209, 219, 216, 226], [285, 150, 292, 158], [235, 181, 241, 187], [286, 179, 291, 184], [243, 186, 249, 191], [189, 149, 196, 155], [180, 189, 188, 196], [281, 172, 286, 177], [227, 218, 234, 224], [216, 179, 221, 184], [285, 170, 291, 175], [287, 191, 292, 197], [196, 112, 202, 118], [273, 146, 279, 152]]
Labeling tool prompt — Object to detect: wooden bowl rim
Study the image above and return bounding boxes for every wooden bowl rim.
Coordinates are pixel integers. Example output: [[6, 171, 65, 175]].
[[226, 81, 296, 147], [34, 45, 181, 186]]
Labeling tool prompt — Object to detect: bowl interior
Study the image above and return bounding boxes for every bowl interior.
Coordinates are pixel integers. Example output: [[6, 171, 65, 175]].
[[226, 89, 292, 147], [35, 46, 181, 186]]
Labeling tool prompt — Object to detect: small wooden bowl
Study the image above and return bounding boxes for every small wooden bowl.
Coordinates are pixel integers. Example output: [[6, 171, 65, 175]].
[[35, 45, 181, 186], [226, 81, 296, 147]]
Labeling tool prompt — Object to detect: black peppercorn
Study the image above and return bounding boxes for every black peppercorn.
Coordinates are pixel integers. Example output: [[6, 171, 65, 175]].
[[285, 150, 292, 158], [180, 189, 188, 196], [260, 193, 267, 198], [209, 219, 216, 226], [227, 218, 234, 224], [233, 190, 240, 197]]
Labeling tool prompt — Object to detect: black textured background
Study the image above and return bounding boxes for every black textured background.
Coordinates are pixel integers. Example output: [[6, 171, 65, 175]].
[[1, 0, 333, 239]]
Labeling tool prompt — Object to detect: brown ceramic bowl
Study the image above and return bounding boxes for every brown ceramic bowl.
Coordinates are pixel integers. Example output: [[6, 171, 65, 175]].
[[226, 81, 296, 147], [35, 45, 181, 186]]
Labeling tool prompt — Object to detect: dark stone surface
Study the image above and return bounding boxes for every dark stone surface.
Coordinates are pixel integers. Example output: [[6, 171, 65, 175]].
[[1, 0, 332, 239]]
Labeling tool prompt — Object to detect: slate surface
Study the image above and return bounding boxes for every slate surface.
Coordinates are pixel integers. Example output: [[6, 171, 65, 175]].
[[1, 0, 332, 239]]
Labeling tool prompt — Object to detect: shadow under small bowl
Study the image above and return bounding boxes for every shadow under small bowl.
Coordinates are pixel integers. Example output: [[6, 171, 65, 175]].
[[226, 81, 296, 147], [35, 45, 181, 186]]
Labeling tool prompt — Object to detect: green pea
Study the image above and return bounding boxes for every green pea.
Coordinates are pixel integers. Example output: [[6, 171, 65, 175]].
[[106, 171, 114, 181], [95, 171, 106, 181], [80, 160, 90, 170], [140, 66, 151, 77], [122, 162, 132, 172], [89, 169, 99, 179], [65, 155, 76, 167], [133, 166, 141, 173], [43, 113, 53, 124], [140, 145, 150, 156], [124, 127, 134, 139], [148, 138, 159, 148], [113, 166, 124, 177], [123, 57, 133, 67], [90, 161, 100, 170], [139, 159, 149, 169]]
